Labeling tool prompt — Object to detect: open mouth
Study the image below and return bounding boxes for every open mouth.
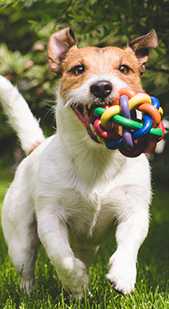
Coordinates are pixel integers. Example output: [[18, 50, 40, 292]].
[[70, 89, 165, 157], [71, 101, 113, 143], [71, 104, 92, 127]]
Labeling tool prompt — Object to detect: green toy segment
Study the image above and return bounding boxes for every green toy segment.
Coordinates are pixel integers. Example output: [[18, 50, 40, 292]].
[[94, 107, 163, 138]]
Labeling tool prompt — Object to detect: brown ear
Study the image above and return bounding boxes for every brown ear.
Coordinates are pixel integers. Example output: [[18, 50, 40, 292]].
[[48, 27, 76, 73], [129, 30, 158, 73]]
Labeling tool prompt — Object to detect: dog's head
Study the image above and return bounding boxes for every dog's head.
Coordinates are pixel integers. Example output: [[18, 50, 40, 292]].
[[48, 28, 158, 142]]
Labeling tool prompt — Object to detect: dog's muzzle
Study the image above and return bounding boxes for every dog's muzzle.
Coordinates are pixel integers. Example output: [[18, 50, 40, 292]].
[[71, 99, 113, 143]]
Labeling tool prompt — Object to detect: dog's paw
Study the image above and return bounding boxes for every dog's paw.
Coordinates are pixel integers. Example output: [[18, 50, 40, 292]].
[[20, 277, 34, 294], [59, 257, 89, 298], [106, 251, 136, 295]]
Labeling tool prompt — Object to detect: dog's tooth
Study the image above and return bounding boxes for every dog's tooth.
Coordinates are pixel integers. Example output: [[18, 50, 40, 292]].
[[89, 123, 95, 134]]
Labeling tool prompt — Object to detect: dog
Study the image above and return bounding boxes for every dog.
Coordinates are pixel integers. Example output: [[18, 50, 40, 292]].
[[0, 28, 158, 297]]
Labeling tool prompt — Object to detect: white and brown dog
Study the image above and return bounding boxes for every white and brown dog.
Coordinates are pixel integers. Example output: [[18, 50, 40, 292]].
[[0, 28, 158, 297]]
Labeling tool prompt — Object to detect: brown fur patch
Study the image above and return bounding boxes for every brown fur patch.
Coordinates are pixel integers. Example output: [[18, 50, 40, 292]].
[[60, 46, 143, 100]]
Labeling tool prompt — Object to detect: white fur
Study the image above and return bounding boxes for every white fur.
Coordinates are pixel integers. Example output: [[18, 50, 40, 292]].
[[0, 76, 45, 154], [1, 74, 151, 297], [65, 74, 128, 107]]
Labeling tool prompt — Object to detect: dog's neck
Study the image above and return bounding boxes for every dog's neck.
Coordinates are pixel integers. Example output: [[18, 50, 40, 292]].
[[55, 96, 126, 187]]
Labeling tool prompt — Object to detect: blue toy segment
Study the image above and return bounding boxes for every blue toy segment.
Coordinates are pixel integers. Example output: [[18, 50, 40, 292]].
[[151, 96, 160, 109], [133, 114, 153, 139], [105, 138, 123, 150]]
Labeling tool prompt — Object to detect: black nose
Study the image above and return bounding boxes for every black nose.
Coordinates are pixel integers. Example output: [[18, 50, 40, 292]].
[[90, 80, 112, 98]]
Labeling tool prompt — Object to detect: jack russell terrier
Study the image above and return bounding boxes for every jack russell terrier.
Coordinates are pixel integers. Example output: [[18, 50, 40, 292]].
[[0, 28, 158, 297]]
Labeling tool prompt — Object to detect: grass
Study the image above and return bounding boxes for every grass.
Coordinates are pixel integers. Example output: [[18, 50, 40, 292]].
[[0, 166, 169, 308]]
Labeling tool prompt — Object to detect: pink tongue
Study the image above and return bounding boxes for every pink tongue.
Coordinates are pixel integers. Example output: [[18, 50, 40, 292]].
[[74, 109, 88, 127]]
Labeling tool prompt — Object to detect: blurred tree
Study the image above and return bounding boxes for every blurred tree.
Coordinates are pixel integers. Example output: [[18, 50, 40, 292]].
[[0, 0, 169, 181]]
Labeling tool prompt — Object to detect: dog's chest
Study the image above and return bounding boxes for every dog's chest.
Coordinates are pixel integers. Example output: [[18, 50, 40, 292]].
[[39, 167, 116, 239], [57, 180, 118, 240], [37, 139, 127, 239]]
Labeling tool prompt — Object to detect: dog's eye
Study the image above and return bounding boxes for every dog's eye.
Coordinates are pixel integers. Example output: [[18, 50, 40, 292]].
[[69, 64, 85, 76], [119, 64, 131, 75]]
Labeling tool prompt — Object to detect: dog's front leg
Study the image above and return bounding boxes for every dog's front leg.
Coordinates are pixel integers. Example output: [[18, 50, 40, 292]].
[[107, 206, 149, 295], [36, 200, 88, 297]]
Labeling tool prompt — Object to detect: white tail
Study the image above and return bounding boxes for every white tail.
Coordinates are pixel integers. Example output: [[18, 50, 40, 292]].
[[0, 75, 45, 154]]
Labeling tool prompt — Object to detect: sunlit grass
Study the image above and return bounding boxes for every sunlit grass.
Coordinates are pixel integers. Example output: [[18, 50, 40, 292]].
[[0, 166, 169, 308]]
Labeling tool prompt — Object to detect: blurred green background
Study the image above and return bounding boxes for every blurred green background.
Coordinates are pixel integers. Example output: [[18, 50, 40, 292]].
[[0, 0, 169, 184]]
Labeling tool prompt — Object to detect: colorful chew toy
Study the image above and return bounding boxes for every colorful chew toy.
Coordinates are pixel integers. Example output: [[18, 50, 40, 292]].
[[91, 89, 165, 157]]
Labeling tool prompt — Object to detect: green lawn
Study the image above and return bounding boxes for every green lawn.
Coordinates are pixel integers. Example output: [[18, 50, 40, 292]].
[[0, 168, 169, 309]]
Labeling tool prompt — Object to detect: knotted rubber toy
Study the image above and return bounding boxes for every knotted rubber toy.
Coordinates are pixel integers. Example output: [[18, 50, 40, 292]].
[[91, 89, 165, 157]]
